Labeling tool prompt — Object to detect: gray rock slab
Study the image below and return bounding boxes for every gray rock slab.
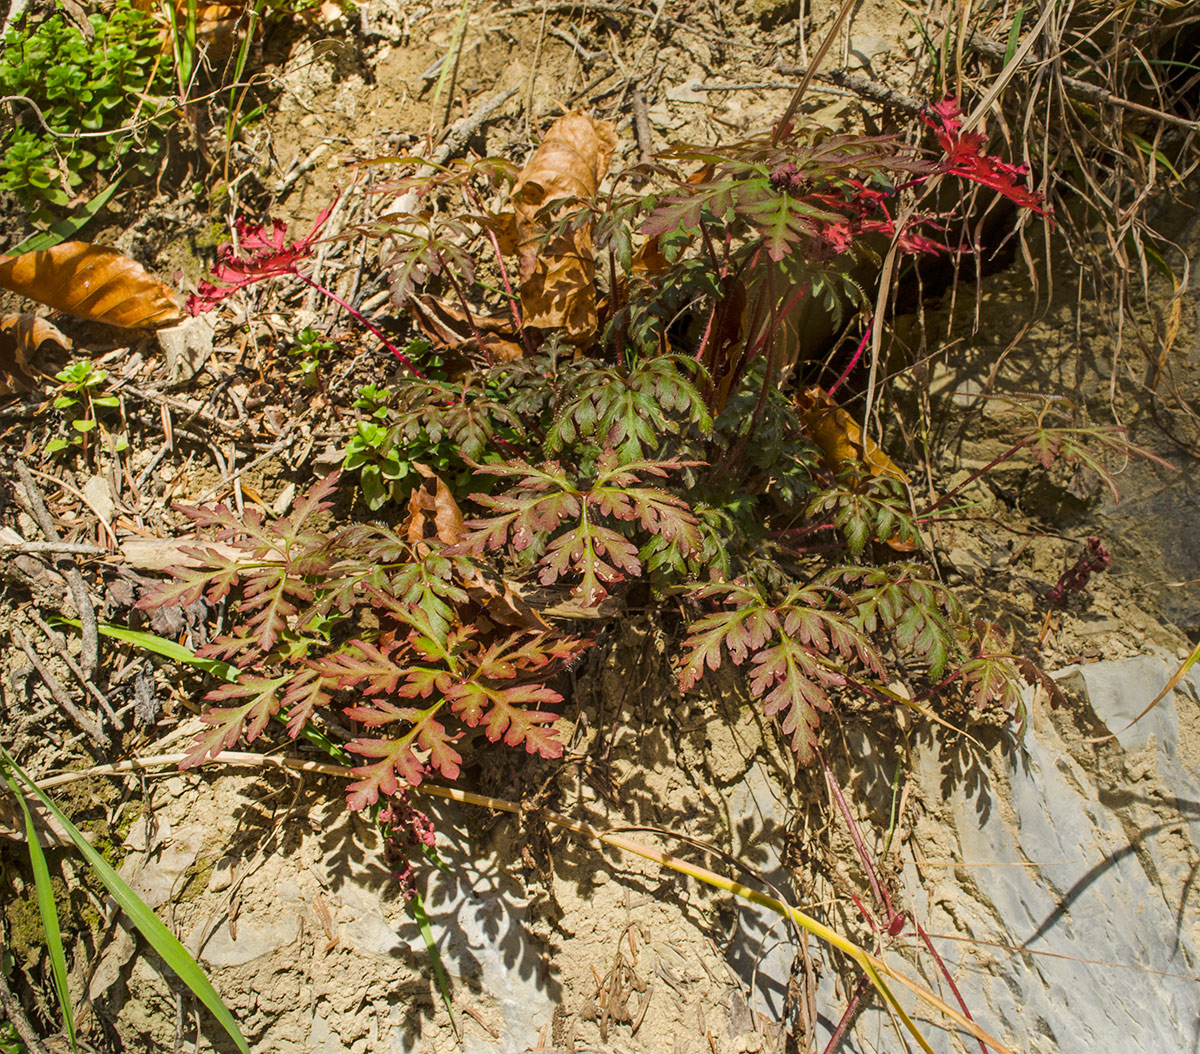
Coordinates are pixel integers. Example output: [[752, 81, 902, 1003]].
[[893, 654, 1200, 1054], [396, 803, 555, 1054]]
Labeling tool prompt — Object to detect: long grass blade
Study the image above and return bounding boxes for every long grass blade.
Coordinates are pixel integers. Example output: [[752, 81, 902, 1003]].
[[0, 748, 250, 1054], [9, 178, 125, 254], [0, 766, 76, 1051], [54, 619, 240, 681], [1002, 5, 1025, 68], [409, 889, 458, 1037]]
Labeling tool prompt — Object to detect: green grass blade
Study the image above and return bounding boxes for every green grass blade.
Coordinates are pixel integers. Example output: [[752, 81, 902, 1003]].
[[225, 0, 265, 141], [0, 768, 76, 1051], [409, 888, 457, 1038], [1126, 131, 1181, 181], [53, 619, 240, 681], [429, 0, 472, 128], [9, 178, 125, 254], [0, 748, 250, 1054], [1002, 5, 1025, 68]]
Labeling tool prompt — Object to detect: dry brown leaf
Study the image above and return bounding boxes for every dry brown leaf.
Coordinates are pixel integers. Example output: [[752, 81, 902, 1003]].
[[405, 463, 466, 547], [0, 242, 184, 329], [797, 386, 907, 482], [410, 295, 525, 367], [193, 1, 246, 58], [462, 573, 552, 635], [0, 314, 72, 392], [511, 113, 617, 343]]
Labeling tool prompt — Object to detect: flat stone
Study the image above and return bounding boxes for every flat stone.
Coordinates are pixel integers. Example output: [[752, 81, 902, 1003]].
[[157, 313, 214, 385]]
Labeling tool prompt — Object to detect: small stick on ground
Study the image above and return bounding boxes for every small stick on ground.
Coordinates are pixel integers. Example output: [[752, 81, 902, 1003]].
[[631, 87, 653, 165], [0, 964, 49, 1054], [16, 460, 98, 679], [775, 64, 924, 113], [434, 85, 520, 167], [192, 433, 297, 504], [0, 540, 108, 556], [27, 609, 122, 728], [11, 624, 106, 746]]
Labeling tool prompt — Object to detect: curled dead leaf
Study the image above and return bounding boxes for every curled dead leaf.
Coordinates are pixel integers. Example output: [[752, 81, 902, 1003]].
[[405, 463, 466, 547], [0, 314, 71, 392], [0, 242, 184, 329], [511, 113, 617, 343], [797, 386, 907, 483], [410, 295, 525, 368]]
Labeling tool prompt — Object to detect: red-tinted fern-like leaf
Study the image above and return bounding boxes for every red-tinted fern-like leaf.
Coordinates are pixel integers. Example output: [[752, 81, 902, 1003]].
[[748, 638, 840, 764], [345, 705, 462, 808], [346, 738, 427, 809], [188, 197, 337, 315], [281, 669, 335, 738], [538, 521, 641, 599], [312, 639, 409, 696], [280, 471, 342, 536], [182, 675, 288, 767], [923, 96, 1048, 216], [446, 681, 564, 756], [342, 697, 423, 727], [174, 502, 276, 552], [136, 551, 242, 611], [678, 589, 778, 690], [470, 633, 583, 680], [239, 570, 308, 653]]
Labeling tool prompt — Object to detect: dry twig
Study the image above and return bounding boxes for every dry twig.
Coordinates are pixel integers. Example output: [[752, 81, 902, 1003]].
[[10, 623, 105, 746], [16, 460, 99, 679]]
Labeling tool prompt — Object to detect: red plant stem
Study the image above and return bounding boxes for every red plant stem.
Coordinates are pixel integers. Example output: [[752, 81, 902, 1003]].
[[715, 268, 785, 476], [920, 434, 1035, 516], [822, 974, 871, 1054], [913, 918, 988, 1054], [293, 273, 425, 378], [488, 227, 537, 358], [438, 255, 494, 368], [610, 246, 629, 373], [848, 890, 879, 934], [465, 185, 537, 359], [742, 278, 811, 365], [694, 299, 720, 366], [818, 747, 895, 922], [827, 323, 873, 397], [698, 219, 724, 279]]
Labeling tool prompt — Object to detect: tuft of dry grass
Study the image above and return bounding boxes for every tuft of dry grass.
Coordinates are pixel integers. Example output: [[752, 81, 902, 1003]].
[[909, 0, 1199, 418]]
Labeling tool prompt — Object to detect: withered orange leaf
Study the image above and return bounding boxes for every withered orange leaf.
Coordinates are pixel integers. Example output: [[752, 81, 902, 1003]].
[[405, 463, 466, 547], [511, 113, 617, 342], [797, 387, 907, 483], [0, 242, 184, 329], [0, 314, 72, 392]]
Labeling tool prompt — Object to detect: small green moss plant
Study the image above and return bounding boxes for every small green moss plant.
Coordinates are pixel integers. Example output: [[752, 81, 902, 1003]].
[[0, 3, 174, 218]]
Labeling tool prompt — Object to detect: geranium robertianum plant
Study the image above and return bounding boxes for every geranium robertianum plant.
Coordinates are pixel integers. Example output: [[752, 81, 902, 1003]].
[[143, 95, 1079, 807]]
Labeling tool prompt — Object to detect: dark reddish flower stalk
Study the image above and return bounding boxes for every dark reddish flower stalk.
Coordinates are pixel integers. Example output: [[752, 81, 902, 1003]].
[[188, 192, 425, 377], [378, 791, 438, 899], [1046, 536, 1111, 607], [827, 322, 873, 397]]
